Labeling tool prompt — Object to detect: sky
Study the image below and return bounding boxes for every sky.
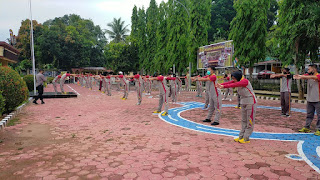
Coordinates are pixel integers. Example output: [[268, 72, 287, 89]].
[[0, 0, 167, 41]]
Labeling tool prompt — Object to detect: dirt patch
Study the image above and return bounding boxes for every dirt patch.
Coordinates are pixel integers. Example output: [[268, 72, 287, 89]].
[[0, 124, 55, 150]]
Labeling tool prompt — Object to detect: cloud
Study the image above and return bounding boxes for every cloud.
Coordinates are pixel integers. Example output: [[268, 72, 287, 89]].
[[0, 0, 167, 41]]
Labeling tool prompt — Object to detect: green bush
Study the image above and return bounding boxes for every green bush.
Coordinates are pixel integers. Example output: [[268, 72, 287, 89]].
[[0, 67, 28, 113], [24, 74, 53, 91], [47, 77, 54, 84], [23, 74, 34, 92], [0, 91, 5, 115]]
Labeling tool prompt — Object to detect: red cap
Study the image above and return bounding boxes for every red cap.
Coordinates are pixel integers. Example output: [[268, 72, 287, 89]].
[[58, 75, 61, 78], [146, 75, 149, 78]]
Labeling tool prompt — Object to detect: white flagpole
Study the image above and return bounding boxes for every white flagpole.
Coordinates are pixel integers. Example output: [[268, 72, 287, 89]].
[[29, 0, 36, 95]]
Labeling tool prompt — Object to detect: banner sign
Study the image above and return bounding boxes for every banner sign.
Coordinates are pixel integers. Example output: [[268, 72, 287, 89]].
[[197, 40, 234, 69]]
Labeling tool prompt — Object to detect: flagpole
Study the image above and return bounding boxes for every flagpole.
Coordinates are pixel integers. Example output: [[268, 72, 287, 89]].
[[29, 0, 36, 95]]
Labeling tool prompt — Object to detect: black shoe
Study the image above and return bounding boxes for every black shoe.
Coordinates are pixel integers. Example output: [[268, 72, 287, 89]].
[[211, 122, 219, 126], [281, 113, 286, 117], [286, 114, 290, 117], [41, 101, 45, 104], [33, 100, 38, 104], [203, 119, 211, 122]]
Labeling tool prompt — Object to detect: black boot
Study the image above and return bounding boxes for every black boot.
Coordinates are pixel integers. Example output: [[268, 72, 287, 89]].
[[211, 122, 219, 126], [41, 101, 45, 104], [203, 119, 211, 122], [33, 100, 38, 104]]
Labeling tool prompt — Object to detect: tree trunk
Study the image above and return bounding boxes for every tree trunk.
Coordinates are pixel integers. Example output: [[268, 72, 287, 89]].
[[294, 38, 304, 100], [294, 62, 304, 100], [249, 66, 253, 82]]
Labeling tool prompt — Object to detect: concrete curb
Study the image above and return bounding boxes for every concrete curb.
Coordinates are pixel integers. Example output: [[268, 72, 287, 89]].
[[0, 97, 32, 130]]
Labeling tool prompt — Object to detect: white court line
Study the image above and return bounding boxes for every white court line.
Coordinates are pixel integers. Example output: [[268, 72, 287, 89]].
[[196, 126, 238, 134], [168, 115, 178, 121], [67, 85, 80, 95]]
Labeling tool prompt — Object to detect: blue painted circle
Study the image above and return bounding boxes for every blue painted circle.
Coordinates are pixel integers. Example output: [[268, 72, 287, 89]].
[[159, 102, 320, 173]]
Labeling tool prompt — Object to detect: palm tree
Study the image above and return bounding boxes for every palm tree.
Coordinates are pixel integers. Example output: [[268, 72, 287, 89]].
[[105, 18, 129, 43]]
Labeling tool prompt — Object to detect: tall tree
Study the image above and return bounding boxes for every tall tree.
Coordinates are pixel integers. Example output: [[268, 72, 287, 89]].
[[104, 40, 137, 73], [15, 19, 43, 61], [144, 0, 158, 73], [37, 14, 107, 70], [278, 0, 320, 99], [267, 0, 279, 31], [208, 0, 236, 43], [153, 2, 168, 74], [130, 6, 140, 72], [131, 6, 139, 40], [189, 0, 211, 71], [105, 18, 129, 43], [229, 0, 270, 80], [137, 8, 147, 70], [166, 0, 190, 73]]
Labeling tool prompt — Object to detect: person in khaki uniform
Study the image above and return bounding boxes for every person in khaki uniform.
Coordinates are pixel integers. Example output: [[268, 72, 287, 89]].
[[198, 67, 222, 126], [127, 73, 144, 105], [199, 75, 210, 110], [144, 75, 152, 95], [60, 73, 71, 94], [294, 64, 320, 136], [148, 75, 170, 116], [271, 68, 292, 117], [218, 71, 257, 144], [112, 72, 129, 100], [105, 74, 112, 96], [176, 76, 182, 93], [184, 74, 189, 91], [168, 74, 178, 103], [220, 74, 233, 101], [52, 74, 61, 93], [195, 75, 203, 97]]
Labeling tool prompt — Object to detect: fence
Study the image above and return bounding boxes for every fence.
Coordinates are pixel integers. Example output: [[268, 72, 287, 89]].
[[250, 79, 306, 93]]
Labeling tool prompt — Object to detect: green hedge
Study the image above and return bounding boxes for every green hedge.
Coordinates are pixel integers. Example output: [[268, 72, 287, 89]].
[[23, 74, 34, 92], [0, 67, 28, 113], [251, 79, 302, 93], [47, 77, 54, 84], [0, 91, 5, 115], [24, 75, 53, 91]]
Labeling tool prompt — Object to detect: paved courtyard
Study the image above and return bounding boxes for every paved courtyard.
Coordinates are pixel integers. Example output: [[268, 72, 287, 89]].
[[0, 84, 319, 180]]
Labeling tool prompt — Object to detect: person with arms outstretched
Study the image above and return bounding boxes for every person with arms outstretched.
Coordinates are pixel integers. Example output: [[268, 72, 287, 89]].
[[294, 64, 320, 136], [217, 71, 257, 143]]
